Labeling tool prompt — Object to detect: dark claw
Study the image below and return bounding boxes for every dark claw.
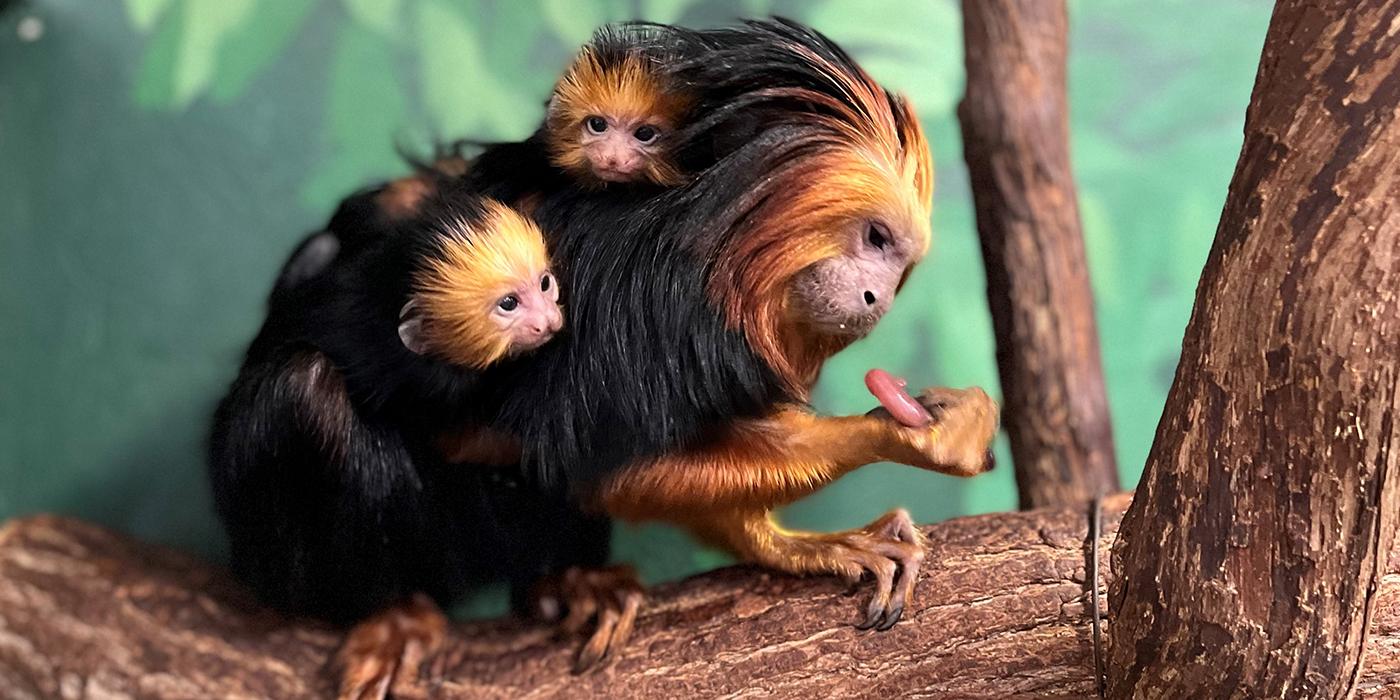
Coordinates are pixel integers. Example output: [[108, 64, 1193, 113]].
[[983, 448, 997, 471], [574, 628, 612, 674], [573, 651, 600, 674], [876, 604, 903, 631], [856, 601, 885, 630]]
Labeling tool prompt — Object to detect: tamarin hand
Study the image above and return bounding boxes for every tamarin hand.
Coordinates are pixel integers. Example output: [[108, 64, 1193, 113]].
[[870, 386, 999, 477]]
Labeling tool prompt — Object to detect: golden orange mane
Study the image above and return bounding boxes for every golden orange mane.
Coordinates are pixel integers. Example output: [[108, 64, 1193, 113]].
[[706, 49, 934, 399], [546, 47, 692, 187], [412, 200, 552, 369]]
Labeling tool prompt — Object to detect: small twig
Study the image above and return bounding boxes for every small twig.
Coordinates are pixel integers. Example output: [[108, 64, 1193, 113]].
[[1089, 494, 1105, 699]]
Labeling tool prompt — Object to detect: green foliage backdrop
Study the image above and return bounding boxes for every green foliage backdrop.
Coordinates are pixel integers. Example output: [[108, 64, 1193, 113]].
[[0, 0, 1272, 613]]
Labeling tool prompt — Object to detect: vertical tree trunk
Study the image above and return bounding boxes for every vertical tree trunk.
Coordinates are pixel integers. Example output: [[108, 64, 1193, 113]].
[[957, 0, 1120, 509], [1109, 1, 1400, 697]]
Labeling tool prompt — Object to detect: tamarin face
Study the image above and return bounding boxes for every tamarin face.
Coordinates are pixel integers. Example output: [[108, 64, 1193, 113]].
[[546, 43, 691, 188], [576, 113, 668, 183], [788, 218, 923, 339], [399, 200, 564, 369], [486, 267, 563, 354], [705, 85, 934, 397]]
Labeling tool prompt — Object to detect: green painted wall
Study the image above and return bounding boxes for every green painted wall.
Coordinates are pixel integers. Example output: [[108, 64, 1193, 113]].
[[0, 0, 1273, 613]]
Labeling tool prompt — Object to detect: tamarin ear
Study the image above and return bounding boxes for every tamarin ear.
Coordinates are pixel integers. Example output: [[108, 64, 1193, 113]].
[[277, 231, 340, 291], [398, 300, 430, 355]]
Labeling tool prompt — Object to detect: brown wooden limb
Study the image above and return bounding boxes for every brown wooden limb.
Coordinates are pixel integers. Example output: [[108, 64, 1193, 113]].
[[957, 0, 1119, 510], [1107, 1, 1400, 697], [2, 498, 1400, 698]]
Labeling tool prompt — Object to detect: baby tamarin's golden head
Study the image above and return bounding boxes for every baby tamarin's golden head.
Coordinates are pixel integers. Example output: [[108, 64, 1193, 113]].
[[399, 199, 563, 369], [545, 28, 692, 188]]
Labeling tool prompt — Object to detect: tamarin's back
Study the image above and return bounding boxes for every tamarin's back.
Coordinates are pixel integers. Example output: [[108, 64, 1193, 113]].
[[484, 173, 790, 491]]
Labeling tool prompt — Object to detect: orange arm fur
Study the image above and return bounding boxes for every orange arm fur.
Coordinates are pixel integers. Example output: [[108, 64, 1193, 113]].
[[593, 389, 994, 604], [596, 388, 997, 544]]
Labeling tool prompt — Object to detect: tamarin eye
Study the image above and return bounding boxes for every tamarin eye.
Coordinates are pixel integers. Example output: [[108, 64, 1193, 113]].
[[867, 223, 890, 251], [498, 294, 520, 312], [633, 125, 659, 143], [585, 116, 608, 134], [540, 274, 552, 292]]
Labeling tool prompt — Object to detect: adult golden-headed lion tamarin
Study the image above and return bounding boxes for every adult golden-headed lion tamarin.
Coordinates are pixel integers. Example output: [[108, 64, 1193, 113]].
[[215, 18, 997, 695], [485, 18, 999, 635]]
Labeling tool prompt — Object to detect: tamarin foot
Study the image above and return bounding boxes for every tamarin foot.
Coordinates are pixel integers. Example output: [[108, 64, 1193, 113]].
[[727, 508, 926, 632], [531, 564, 645, 673], [844, 509, 927, 631], [334, 594, 447, 700]]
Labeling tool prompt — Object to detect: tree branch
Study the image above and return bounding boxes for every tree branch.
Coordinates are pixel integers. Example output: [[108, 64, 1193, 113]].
[[1108, 1, 1400, 695], [957, 0, 1120, 509], [2, 496, 1399, 698]]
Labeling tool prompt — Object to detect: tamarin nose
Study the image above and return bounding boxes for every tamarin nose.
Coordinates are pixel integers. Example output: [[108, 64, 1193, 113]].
[[863, 290, 877, 305]]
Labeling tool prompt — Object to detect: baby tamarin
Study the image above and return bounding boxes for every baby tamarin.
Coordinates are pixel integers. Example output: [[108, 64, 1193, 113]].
[[433, 26, 693, 190], [395, 200, 562, 367], [542, 26, 692, 187], [209, 192, 570, 629]]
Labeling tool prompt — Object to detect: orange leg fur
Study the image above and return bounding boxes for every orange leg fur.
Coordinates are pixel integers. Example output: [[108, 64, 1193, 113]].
[[371, 151, 472, 222], [692, 507, 927, 629], [432, 154, 471, 177], [599, 387, 998, 518], [597, 387, 998, 628]]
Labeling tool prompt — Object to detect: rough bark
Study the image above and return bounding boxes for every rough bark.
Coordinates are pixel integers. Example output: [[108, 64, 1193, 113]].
[[957, 0, 1120, 510], [3, 500, 1399, 699], [0, 500, 1108, 699], [1108, 1, 1400, 697]]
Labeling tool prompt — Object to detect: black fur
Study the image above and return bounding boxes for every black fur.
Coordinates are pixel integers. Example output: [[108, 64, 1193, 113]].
[[268, 24, 679, 298], [271, 184, 406, 299], [479, 153, 789, 491], [479, 19, 909, 492], [209, 191, 608, 623]]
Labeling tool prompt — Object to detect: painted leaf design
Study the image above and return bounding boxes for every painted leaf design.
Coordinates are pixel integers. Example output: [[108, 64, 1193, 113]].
[[415, 0, 538, 140], [342, 0, 404, 37], [300, 21, 410, 210]]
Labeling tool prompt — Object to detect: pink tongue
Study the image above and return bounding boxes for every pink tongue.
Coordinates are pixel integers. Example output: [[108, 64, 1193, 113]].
[[865, 369, 933, 427]]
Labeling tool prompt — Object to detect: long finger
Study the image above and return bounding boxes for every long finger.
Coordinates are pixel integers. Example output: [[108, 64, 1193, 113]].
[[575, 605, 620, 673], [558, 570, 599, 636], [853, 550, 896, 630], [607, 588, 643, 661]]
